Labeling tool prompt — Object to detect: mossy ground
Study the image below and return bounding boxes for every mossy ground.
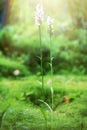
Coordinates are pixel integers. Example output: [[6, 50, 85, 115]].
[[0, 75, 87, 130]]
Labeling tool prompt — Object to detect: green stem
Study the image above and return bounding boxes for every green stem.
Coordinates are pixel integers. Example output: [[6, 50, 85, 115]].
[[49, 31, 53, 130], [50, 33, 53, 110], [50, 33, 53, 89], [39, 25, 44, 92]]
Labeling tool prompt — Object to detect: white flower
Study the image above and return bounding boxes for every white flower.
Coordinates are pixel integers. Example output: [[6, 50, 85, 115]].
[[47, 16, 54, 35], [13, 69, 20, 76], [35, 4, 44, 26], [47, 16, 54, 26]]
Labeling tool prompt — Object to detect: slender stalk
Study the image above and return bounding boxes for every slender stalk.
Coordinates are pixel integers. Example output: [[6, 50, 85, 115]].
[[49, 30, 54, 130], [47, 15, 54, 130], [39, 25, 44, 92], [49, 30, 54, 109]]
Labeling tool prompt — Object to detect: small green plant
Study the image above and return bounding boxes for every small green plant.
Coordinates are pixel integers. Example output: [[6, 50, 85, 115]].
[[0, 105, 10, 129], [39, 87, 54, 130]]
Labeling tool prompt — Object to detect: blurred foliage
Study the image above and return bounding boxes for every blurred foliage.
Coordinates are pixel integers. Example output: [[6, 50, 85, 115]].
[[0, 0, 87, 76], [0, 25, 87, 75], [0, 56, 30, 77], [0, 0, 6, 11], [67, 0, 87, 29]]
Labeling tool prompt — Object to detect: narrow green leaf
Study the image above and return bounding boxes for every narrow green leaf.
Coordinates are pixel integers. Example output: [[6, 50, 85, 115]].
[[51, 57, 54, 61], [51, 87, 54, 95], [38, 99, 52, 112]]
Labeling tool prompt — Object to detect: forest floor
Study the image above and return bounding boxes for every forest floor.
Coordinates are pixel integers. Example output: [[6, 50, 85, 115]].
[[0, 75, 87, 130]]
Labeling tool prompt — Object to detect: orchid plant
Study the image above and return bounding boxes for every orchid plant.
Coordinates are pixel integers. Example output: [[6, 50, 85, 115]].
[[35, 4, 44, 92], [35, 4, 54, 130]]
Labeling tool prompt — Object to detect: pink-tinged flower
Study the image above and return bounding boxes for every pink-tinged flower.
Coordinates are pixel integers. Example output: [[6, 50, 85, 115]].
[[35, 4, 44, 26], [47, 16, 54, 26], [47, 16, 54, 35]]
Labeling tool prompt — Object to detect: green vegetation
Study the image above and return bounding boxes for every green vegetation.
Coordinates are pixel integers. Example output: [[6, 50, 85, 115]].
[[0, 1, 87, 130], [0, 75, 87, 130], [0, 56, 30, 77], [0, 26, 87, 75]]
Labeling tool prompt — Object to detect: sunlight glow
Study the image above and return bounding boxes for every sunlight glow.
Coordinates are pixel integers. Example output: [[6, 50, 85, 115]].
[[7, 0, 69, 26]]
